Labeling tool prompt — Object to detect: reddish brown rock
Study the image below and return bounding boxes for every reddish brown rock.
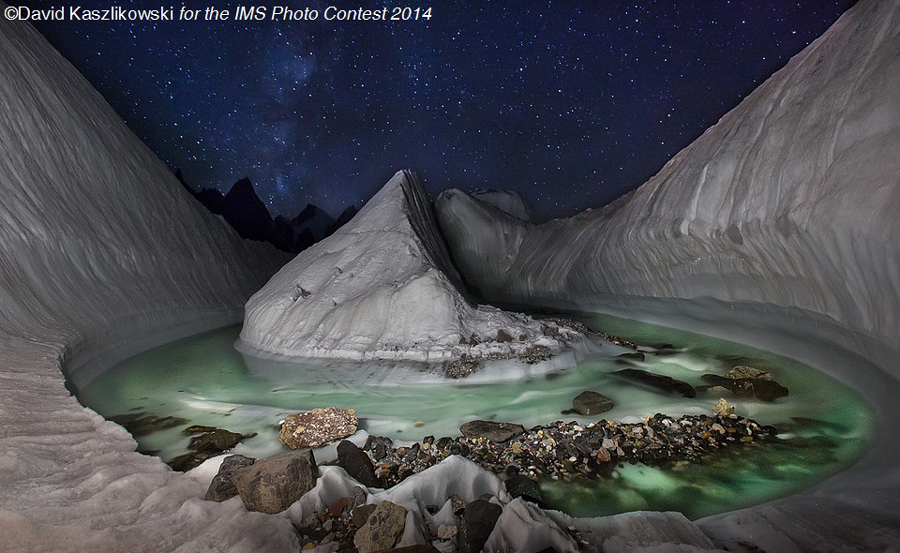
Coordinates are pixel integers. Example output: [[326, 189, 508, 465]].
[[278, 407, 358, 449]]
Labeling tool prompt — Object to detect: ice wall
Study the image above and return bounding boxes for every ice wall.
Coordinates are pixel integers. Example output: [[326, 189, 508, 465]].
[[437, 0, 900, 354], [0, 12, 295, 552], [241, 170, 574, 361]]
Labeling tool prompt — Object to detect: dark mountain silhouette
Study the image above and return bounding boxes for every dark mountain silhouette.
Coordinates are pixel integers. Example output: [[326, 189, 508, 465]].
[[176, 169, 359, 253]]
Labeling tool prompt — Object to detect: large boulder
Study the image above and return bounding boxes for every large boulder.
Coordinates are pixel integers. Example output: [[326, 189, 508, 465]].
[[278, 407, 358, 449], [232, 450, 318, 514], [353, 500, 407, 553]]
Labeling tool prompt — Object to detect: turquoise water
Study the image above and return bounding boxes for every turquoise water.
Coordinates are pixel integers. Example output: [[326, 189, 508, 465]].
[[77, 314, 874, 519]]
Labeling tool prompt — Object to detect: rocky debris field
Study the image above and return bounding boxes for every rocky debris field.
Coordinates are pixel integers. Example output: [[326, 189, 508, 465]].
[[361, 413, 776, 489]]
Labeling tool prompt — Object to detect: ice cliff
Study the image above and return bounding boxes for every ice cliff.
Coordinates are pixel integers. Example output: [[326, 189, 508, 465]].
[[437, 0, 900, 549], [241, 170, 579, 363], [437, 0, 900, 354], [0, 10, 294, 552]]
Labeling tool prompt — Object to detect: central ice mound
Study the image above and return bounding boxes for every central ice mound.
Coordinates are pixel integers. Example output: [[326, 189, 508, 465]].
[[240, 170, 578, 362]]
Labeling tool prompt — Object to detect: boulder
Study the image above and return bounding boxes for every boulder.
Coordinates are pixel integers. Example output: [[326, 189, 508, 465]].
[[460, 420, 525, 442], [204, 454, 257, 502], [613, 368, 696, 398], [278, 407, 358, 449], [504, 474, 544, 504], [726, 365, 774, 380], [336, 440, 378, 487], [232, 449, 318, 514], [353, 500, 407, 553], [702, 373, 789, 402], [572, 391, 614, 415], [188, 429, 249, 452], [460, 499, 502, 553]]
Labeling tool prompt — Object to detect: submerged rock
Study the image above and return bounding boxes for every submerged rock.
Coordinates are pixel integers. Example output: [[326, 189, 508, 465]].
[[702, 373, 789, 402], [232, 449, 318, 514], [109, 412, 189, 437], [189, 428, 252, 453], [726, 365, 775, 380], [353, 500, 407, 553], [613, 368, 696, 398], [572, 391, 615, 415], [278, 407, 358, 449], [460, 420, 525, 442]]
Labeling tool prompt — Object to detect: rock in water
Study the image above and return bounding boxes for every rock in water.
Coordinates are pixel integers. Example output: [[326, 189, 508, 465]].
[[278, 407, 358, 449], [188, 428, 248, 452], [460, 420, 525, 442], [702, 373, 788, 402], [205, 454, 257, 502], [727, 365, 774, 380], [504, 475, 544, 504], [353, 500, 407, 553], [232, 450, 318, 514], [240, 170, 581, 364], [460, 499, 502, 553], [613, 368, 696, 398], [572, 391, 615, 415], [713, 398, 735, 417], [336, 440, 378, 487]]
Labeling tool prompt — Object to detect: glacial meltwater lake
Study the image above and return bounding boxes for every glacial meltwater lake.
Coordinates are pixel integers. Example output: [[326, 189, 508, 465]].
[[76, 313, 874, 520]]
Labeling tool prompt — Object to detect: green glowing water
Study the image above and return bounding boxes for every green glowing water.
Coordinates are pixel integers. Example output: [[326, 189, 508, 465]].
[[77, 314, 874, 519]]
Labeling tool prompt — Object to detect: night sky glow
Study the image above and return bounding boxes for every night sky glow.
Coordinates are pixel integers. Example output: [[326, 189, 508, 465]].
[[29, 0, 858, 220]]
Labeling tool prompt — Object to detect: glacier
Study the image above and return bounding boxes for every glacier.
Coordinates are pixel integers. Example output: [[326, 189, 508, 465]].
[[240, 169, 586, 366], [1, 0, 899, 550], [436, 0, 900, 549]]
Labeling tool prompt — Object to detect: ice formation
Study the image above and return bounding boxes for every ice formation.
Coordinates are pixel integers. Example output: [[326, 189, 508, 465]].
[[2, 0, 899, 551], [240, 170, 580, 362], [435, 0, 900, 549]]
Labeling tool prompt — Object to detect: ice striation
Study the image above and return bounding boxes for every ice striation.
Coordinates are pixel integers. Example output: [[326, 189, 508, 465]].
[[0, 10, 295, 552], [240, 170, 579, 362], [437, 0, 900, 549]]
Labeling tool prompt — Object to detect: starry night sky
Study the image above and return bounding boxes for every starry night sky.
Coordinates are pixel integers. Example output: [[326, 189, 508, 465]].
[[30, 0, 858, 221]]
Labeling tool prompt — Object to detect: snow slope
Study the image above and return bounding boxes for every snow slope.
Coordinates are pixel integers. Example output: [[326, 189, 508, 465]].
[[0, 11, 296, 552], [241, 170, 580, 362], [436, 0, 900, 549]]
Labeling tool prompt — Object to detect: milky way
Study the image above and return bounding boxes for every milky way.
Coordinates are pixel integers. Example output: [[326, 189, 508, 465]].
[[31, 0, 857, 220]]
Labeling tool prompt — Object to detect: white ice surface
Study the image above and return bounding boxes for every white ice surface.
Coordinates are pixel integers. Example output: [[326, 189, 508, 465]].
[[435, 0, 900, 549], [240, 170, 581, 362], [0, 10, 295, 553]]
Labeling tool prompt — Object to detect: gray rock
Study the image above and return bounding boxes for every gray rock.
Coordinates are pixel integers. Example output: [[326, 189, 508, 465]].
[[613, 368, 696, 398], [232, 449, 318, 514], [460, 499, 502, 553], [188, 428, 249, 452], [348, 485, 367, 511], [204, 454, 256, 502], [352, 503, 377, 528], [572, 391, 614, 415], [353, 500, 407, 553], [337, 440, 378, 487], [459, 420, 525, 442]]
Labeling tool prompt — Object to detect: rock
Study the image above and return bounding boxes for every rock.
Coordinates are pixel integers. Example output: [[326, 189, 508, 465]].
[[572, 391, 614, 415], [348, 485, 367, 510], [496, 329, 513, 342], [204, 454, 256, 502], [188, 429, 249, 452], [459, 420, 525, 442], [437, 523, 458, 540], [232, 449, 318, 514], [109, 412, 189, 437], [504, 474, 543, 504], [337, 440, 378, 487], [727, 365, 774, 380], [352, 503, 378, 528], [353, 500, 407, 553], [328, 496, 349, 518], [460, 499, 502, 553], [389, 546, 441, 553], [278, 407, 358, 449], [613, 368, 696, 398], [167, 451, 213, 472], [616, 351, 645, 362], [713, 398, 735, 417], [183, 424, 219, 434], [702, 373, 788, 402]]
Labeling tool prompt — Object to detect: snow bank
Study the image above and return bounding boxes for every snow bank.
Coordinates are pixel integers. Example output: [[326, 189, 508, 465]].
[[0, 10, 294, 552], [241, 170, 581, 362], [436, 0, 900, 549]]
